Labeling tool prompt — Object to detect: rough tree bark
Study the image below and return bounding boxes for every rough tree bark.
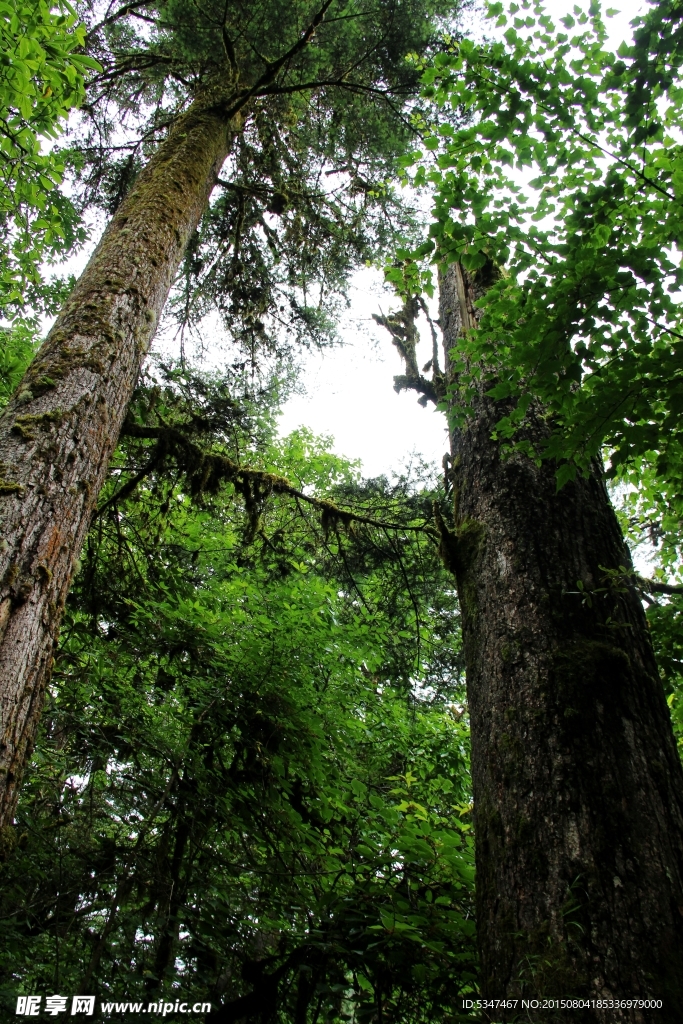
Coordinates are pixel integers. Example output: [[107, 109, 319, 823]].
[[437, 263, 683, 1021], [0, 86, 238, 832]]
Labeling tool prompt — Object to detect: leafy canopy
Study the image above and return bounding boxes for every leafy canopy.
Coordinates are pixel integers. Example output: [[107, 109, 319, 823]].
[[394, 0, 683, 490], [0, 365, 477, 1021], [0, 0, 96, 320]]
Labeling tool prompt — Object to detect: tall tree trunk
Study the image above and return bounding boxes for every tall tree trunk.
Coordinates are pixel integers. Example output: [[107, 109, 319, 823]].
[[438, 264, 683, 1021], [0, 86, 239, 832]]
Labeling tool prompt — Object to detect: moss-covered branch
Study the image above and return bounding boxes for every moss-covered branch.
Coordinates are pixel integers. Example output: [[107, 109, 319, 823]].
[[110, 420, 437, 540]]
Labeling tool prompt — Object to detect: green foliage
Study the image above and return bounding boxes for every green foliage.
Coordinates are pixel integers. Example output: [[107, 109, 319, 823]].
[[0, 0, 95, 319], [0, 321, 37, 405], [396, 0, 683, 487], [76, 0, 464, 360], [391, 0, 683, 753], [0, 368, 476, 1021], [645, 597, 683, 752], [610, 464, 683, 753]]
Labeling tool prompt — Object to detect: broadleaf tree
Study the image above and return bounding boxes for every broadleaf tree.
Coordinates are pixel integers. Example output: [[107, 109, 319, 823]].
[[0, 0, 93, 320], [0, 364, 477, 1021], [0, 0, 95, 430], [378, 0, 683, 1015]]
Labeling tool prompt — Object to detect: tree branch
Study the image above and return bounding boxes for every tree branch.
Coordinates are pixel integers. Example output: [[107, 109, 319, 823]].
[[392, 372, 442, 406], [373, 303, 445, 407], [106, 421, 435, 536], [639, 577, 683, 596], [221, 0, 238, 75], [215, 0, 337, 121], [85, 0, 156, 43]]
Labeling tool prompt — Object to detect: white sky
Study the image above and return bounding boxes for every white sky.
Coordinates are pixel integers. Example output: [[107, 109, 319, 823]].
[[49, 0, 649, 482], [276, 269, 449, 478], [276, 0, 649, 478]]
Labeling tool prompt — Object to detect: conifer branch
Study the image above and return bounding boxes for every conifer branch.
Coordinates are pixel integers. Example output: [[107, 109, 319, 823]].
[[85, 0, 157, 43], [221, 0, 238, 75], [104, 421, 435, 537], [216, 0, 336, 120], [373, 301, 445, 407]]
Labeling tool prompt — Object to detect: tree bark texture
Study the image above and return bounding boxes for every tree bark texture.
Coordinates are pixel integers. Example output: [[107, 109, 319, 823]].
[[439, 264, 683, 1022], [0, 88, 238, 832]]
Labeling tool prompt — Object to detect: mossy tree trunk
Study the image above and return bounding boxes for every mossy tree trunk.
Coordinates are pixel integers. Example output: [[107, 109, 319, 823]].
[[439, 263, 683, 1022], [0, 89, 238, 831]]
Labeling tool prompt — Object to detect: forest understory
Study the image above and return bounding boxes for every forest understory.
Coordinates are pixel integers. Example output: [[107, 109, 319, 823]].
[[1, 0, 683, 1022]]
